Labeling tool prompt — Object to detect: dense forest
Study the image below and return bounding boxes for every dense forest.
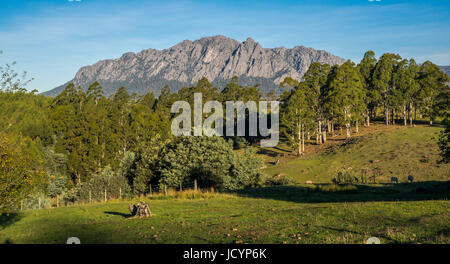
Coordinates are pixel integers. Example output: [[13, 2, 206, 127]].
[[0, 51, 449, 212]]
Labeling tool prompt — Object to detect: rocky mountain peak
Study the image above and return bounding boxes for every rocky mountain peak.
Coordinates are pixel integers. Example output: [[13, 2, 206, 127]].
[[44, 36, 346, 97]]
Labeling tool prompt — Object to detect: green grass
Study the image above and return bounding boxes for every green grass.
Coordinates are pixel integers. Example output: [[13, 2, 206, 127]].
[[1, 125, 449, 244], [0, 187, 448, 244], [263, 125, 450, 184]]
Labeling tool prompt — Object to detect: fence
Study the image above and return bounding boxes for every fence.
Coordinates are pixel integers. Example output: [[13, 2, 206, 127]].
[[19, 179, 203, 211]]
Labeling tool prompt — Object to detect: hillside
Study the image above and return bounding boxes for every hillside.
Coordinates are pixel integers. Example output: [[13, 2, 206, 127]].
[[43, 36, 345, 97], [1, 125, 449, 244], [263, 125, 450, 184]]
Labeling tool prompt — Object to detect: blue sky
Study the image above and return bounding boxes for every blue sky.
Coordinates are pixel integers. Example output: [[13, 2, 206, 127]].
[[1, 0, 449, 93]]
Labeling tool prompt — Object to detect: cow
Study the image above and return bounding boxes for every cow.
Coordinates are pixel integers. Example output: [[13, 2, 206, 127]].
[[306, 180, 313, 185], [391, 177, 399, 184], [408, 175, 414, 183]]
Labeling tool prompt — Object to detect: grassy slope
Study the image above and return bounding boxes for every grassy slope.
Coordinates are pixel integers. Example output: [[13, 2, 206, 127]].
[[0, 125, 449, 244], [263, 125, 450, 184]]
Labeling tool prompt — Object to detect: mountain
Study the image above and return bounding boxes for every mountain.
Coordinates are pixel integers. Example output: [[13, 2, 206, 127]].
[[439, 66, 450, 77], [44, 35, 346, 97]]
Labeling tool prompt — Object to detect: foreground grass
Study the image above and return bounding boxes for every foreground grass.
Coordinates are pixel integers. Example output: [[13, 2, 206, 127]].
[[1, 185, 449, 244], [263, 125, 450, 184]]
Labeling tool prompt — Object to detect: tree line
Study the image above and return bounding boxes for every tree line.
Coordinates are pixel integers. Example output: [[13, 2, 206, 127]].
[[280, 51, 449, 155], [0, 51, 449, 211]]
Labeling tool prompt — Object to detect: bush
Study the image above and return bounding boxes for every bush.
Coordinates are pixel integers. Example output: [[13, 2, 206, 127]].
[[79, 166, 131, 201], [158, 136, 263, 191], [332, 169, 362, 184], [225, 148, 264, 190], [438, 114, 450, 163], [21, 192, 51, 210]]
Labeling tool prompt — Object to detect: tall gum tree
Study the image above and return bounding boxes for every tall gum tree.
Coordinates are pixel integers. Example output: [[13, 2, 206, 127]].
[[323, 61, 366, 139], [357, 51, 377, 126], [372, 53, 401, 125]]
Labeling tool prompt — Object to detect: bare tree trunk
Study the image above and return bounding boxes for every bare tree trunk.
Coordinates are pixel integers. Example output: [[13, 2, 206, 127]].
[[322, 131, 327, 143], [301, 125, 305, 153], [356, 120, 359, 133], [366, 114, 370, 127], [297, 123, 302, 155], [414, 106, 416, 121], [392, 109, 396, 125], [409, 103, 413, 126], [346, 123, 351, 138], [385, 107, 389, 125], [318, 121, 322, 144], [403, 104, 407, 126]]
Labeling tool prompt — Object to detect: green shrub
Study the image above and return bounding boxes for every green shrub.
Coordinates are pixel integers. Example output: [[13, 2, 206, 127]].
[[332, 169, 360, 184], [158, 136, 263, 191], [78, 166, 131, 201]]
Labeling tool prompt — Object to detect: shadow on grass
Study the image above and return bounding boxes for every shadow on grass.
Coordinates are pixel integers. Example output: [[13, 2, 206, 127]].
[[0, 213, 23, 230], [1, 219, 123, 244], [104, 211, 131, 218], [235, 181, 450, 204]]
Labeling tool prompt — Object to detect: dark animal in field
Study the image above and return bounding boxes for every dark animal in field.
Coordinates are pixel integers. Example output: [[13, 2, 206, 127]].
[[391, 177, 399, 184], [128, 202, 152, 219], [407, 175, 414, 183]]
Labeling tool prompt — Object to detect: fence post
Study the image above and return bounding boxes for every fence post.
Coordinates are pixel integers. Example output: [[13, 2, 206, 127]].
[[21, 200, 23, 211], [149, 184, 152, 196], [164, 184, 167, 196], [119, 188, 122, 199], [104, 189, 107, 202], [194, 179, 198, 192], [89, 191, 92, 203], [38, 197, 41, 209]]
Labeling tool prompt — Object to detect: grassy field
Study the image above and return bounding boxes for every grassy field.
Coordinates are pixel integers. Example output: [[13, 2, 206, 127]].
[[0, 125, 449, 244], [0, 185, 449, 244], [262, 124, 450, 184]]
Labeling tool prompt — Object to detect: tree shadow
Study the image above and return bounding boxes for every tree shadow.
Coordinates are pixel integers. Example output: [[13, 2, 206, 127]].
[[0, 213, 23, 230], [235, 181, 450, 204], [104, 211, 131, 218]]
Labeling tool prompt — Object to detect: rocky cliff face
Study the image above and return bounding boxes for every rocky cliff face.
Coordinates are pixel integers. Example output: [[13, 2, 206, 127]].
[[44, 35, 346, 97]]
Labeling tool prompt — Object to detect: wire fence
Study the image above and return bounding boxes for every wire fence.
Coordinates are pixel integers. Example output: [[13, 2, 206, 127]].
[[19, 179, 205, 211]]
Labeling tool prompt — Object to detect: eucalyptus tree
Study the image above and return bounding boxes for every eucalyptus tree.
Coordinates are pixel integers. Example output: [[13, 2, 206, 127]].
[[357, 51, 377, 126], [393, 59, 420, 126], [281, 83, 314, 155], [372, 53, 402, 125], [301, 62, 331, 144], [323, 61, 366, 138], [417, 61, 449, 124]]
